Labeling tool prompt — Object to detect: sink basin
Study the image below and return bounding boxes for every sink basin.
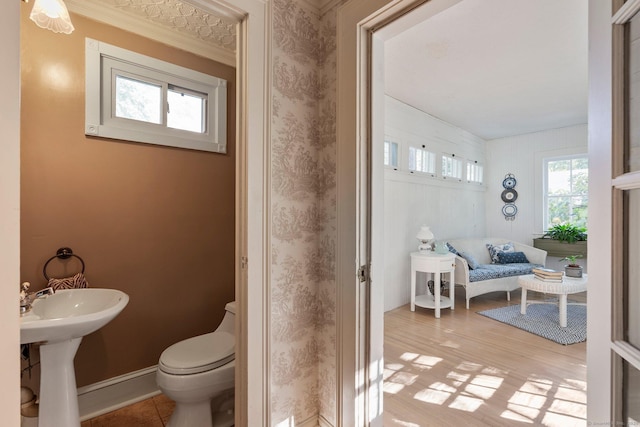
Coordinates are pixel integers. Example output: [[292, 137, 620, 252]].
[[19, 288, 129, 427], [20, 288, 129, 344]]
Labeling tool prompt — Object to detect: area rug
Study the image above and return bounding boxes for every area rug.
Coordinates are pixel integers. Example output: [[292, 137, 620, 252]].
[[477, 304, 587, 345]]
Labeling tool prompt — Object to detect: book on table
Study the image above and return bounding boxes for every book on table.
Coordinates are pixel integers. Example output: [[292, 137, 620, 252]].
[[532, 267, 564, 278], [534, 275, 563, 283]]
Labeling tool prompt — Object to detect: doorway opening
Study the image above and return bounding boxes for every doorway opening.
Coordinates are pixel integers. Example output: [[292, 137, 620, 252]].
[[366, 0, 589, 424]]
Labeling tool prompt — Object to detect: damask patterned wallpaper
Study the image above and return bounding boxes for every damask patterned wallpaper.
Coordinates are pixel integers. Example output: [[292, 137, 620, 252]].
[[270, 0, 340, 424]]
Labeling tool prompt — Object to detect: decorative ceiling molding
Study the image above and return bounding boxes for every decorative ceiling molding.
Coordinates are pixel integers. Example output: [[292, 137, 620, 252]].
[[66, 0, 236, 66]]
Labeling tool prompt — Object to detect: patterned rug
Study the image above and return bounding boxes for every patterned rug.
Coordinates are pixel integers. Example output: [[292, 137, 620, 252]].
[[478, 303, 587, 345]]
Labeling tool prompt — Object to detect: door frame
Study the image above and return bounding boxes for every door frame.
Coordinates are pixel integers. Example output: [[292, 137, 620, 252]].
[[337, 0, 614, 424], [0, 0, 272, 425]]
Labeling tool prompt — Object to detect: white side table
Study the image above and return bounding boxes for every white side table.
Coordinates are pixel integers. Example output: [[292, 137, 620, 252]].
[[410, 251, 456, 318], [519, 273, 588, 327]]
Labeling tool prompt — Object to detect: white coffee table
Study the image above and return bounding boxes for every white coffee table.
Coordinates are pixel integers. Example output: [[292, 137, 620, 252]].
[[519, 273, 588, 327]]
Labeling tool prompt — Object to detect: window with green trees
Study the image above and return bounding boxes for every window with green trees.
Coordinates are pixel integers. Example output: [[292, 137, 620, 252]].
[[544, 155, 588, 229]]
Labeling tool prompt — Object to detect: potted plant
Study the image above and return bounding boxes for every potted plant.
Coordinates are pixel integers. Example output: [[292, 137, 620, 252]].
[[542, 224, 587, 243], [533, 223, 588, 258], [560, 254, 583, 278]]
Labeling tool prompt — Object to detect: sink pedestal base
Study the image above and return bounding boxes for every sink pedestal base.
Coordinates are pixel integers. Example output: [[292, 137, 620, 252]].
[[38, 337, 82, 427]]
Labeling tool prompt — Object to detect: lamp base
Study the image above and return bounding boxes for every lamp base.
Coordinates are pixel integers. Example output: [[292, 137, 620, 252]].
[[418, 243, 431, 252]]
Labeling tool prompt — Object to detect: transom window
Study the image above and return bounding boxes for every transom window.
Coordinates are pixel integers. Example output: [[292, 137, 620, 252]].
[[384, 139, 399, 168], [544, 155, 588, 229], [466, 161, 484, 184], [86, 38, 227, 153], [442, 154, 462, 180], [408, 146, 436, 174]]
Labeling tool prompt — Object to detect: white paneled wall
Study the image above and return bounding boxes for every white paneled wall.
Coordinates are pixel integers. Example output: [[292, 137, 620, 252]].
[[382, 97, 487, 311], [484, 125, 588, 245], [381, 96, 589, 312]]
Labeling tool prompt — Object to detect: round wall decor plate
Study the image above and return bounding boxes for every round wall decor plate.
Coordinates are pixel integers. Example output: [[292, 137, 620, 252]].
[[502, 176, 517, 189], [501, 189, 518, 202], [502, 203, 517, 218]]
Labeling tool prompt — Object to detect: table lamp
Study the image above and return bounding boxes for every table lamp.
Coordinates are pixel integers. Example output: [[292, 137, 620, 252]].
[[416, 226, 434, 252]]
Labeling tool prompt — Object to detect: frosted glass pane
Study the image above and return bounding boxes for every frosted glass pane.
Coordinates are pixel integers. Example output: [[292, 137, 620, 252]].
[[115, 75, 162, 124]]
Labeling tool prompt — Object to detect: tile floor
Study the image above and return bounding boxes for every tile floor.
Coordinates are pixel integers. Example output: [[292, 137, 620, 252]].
[[81, 394, 175, 427]]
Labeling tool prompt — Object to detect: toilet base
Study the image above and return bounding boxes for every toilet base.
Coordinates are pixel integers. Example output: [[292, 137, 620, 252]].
[[166, 390, 234, 427]]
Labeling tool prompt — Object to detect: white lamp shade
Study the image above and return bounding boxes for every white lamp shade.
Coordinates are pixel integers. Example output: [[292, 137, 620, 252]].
[[30, 0, 75, 35], [416, 226, 434, 242]]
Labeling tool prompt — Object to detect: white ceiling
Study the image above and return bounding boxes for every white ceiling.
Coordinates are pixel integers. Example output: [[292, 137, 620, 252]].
[[383, 0, 588, 140]]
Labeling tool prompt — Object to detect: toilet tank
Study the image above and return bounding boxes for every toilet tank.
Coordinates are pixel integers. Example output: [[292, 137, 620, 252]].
[[216, 301, 236, 334]]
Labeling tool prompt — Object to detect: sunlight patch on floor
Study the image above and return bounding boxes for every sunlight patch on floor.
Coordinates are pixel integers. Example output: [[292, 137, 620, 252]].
[[548, 398, 586, 419], [384, 366, 403, 381], [446, 371, 470, 386], [541, 411, 587, 427], [505, 402, 540, 420], [413, 354, 443, 369], [389, 419, 420, 427], [509, 390, 548, 409], [555, 385, 587, 403], [471, 374, 504, 389], [464, 383, 497, 400], [414, 388, 451, 405], [384, 381, 405, 394], [520, 378, 553, 395], [400, 352, 419, 361], [501, 408, 536, 424], [448, 395, 484, 412]]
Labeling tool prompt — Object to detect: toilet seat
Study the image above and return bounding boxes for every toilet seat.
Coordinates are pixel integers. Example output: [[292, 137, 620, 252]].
[[159, 331, 235, 375]]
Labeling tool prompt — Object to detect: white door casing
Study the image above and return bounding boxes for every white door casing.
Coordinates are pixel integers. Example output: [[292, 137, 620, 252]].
[[338, 0, 615, 425]]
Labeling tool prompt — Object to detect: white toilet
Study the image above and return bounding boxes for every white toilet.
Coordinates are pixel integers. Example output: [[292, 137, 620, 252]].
[[156, 301, 236, 427]]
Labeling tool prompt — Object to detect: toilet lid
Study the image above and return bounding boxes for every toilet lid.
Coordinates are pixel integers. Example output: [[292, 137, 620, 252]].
[[159, 331, 235, 375]]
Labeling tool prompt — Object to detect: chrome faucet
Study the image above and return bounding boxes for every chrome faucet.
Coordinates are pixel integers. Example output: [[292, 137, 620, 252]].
[[20, 282, 54, 315]]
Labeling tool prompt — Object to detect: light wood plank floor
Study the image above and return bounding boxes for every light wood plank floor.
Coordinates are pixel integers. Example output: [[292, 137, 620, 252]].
[[383, 287, 587, 427]]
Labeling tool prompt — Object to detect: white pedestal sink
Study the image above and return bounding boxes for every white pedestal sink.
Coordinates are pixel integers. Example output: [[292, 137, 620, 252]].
[[20, 288, 129, 427]]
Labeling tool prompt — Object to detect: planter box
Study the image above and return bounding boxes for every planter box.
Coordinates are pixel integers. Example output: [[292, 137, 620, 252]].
[[532, 238, 587, 258]]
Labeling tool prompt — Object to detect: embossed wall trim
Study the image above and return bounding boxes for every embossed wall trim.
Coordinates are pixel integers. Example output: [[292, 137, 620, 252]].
[[66, 0, 236, 66]]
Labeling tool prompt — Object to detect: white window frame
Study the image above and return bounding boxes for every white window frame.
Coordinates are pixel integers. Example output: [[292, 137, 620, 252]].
[[466, 160, 484, 184], [408, 144, 436, 176], [85, 38, 227, 153], [542, 153, 588, 229], [384, 138, 400, 169], [441, 153, 463, 181]]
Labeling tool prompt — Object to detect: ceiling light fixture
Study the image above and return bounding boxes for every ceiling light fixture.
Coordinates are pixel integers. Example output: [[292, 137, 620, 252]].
[[27, 0, 75, 34]]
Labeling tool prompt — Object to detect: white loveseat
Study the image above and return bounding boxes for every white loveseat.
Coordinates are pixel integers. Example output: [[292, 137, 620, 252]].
[[446, 237, 547, 309]]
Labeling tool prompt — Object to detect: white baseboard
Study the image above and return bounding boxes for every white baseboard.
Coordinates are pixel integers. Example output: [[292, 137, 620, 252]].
[[77, 365, 160, 421]]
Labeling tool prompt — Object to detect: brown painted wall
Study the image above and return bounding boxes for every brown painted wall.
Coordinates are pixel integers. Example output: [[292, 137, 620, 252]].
[[20, 7, 236, 387]]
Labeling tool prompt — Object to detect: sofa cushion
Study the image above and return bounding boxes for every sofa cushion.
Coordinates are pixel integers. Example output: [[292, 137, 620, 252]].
[[459, 251, 480, 269], [486, 242, 515, 263], [497, 251, 529, 264], [468, 263, 543, 282]]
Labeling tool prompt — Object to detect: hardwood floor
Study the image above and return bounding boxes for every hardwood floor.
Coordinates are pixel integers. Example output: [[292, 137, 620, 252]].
[[383, 287, 587, 427]]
